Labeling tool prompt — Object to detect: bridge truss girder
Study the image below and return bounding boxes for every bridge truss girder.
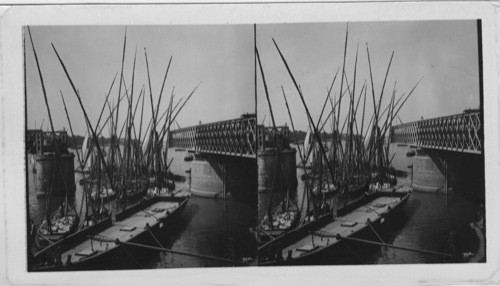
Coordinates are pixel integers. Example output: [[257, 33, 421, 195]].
[[26, 130, 69, 155], [169, 116, 258, 158], [391, 111, 482, 154]]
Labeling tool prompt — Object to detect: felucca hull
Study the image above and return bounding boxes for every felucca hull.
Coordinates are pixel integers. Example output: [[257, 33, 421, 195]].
[[259, 190, 411, 266], [35, 219, 79, 250], [31, 194, 189, 271], [258, 208, 301, 244], [35, 205, 80, 250]]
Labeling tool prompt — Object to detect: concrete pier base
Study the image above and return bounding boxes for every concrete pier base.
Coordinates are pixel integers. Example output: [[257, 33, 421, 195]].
[[190, 160, 223, 198], [412, 155, 445, 193], [426, 150, 485, 200], [32, 153, 76, 198], [389, 143, 485, 200], [257, 148, 297, 193], [190, 154, 257, 205]]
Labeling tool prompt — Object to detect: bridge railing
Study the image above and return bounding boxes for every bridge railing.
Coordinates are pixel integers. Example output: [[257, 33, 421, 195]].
[[391, 111, 482, 154], [257, 125, 290, 151], [26, 130, 69, 155], [169, 116, 258, 158], [169, 116, 293, 158]]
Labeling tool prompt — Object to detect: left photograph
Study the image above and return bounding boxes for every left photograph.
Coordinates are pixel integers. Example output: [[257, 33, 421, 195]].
[[25, 25, 257, 271]]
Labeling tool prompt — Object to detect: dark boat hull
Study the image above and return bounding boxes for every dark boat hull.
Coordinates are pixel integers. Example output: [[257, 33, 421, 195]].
[[258, 211, 332, 252], [259, 190, 411, 266], [31, 195, 189, 271]]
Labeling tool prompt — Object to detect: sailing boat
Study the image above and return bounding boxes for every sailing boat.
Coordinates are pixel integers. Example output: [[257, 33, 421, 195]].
[[256, 23, 421, 265], [258, 188, 410, 265], [256, 46, 300, 243], [35, 195, 80, 249], [298, 129, 313, 169], [259, 198, 300, 239], [258, 108, 409, 266], [303, 130, 313, 169], [29, 27, 198, 269], [76, 133, 91, 174], [25, 27, 81, 250]]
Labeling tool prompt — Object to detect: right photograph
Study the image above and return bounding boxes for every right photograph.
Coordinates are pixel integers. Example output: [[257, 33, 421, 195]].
[[255, 20, 485, 266]]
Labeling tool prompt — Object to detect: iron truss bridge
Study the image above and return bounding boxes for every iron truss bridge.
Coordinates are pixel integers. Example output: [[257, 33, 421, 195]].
[[169, 115, 290, 158], [26, 130, 69, 155], [391, 111, 482, 154]]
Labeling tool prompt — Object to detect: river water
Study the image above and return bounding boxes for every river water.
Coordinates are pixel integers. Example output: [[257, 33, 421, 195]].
[[148, 148, 257, 268], [28, 147, 257, 269], [28, 142, 483, 267], [258, 143, 484, 265]]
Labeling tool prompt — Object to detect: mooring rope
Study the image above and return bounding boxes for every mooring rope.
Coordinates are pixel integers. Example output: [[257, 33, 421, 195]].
[[141, 209, 160, 220], [36, 232, 56, 245], [337, 234, 459, 260], [178, 181, 189, 191], [363, 205, 380, 215], [147, 227, 165, 248], [341, 239, 363, 263], [312, 230, 335, 238], [257, 228, 277, 240], [311, 231, 458, 260], [368, 222, 385, 244], [119, 244, 144, 269], [88, 234, 113, 242], [398, 177, 411, 188], [100, 238, 234, 264]]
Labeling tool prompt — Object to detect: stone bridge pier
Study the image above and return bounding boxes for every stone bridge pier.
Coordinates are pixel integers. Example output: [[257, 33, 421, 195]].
[[169, 115, 258, 205], [169, 114, 297, 204], [391, 110, 484, 200], [425, 150, 485, 200], [195, 154, 257, 205]]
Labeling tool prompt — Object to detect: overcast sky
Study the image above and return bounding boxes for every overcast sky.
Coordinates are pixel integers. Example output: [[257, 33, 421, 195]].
[[256, 20, 480, 131], [26, 21, 479, 136], [25, 25, 254, 137]]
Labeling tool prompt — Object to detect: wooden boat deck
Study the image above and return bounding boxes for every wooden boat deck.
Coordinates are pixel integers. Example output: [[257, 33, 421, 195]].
[[62, 200, 181, 263], [283, 196, 403, 259]]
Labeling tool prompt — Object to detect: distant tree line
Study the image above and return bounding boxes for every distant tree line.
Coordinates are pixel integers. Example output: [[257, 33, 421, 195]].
[[68, 135, 142, 148]]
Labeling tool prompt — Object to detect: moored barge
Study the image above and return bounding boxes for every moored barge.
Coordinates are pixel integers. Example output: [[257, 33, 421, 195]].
[[31, 193, 189, 271], [258, 188, 411, 266]]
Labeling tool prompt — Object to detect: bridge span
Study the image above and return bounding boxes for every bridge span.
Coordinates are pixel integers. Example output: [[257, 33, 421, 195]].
[[390, 110, 484, 199], [169, 115, 296, 198], [391, 110, 482, 155], [169, 114, 292, 158]]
